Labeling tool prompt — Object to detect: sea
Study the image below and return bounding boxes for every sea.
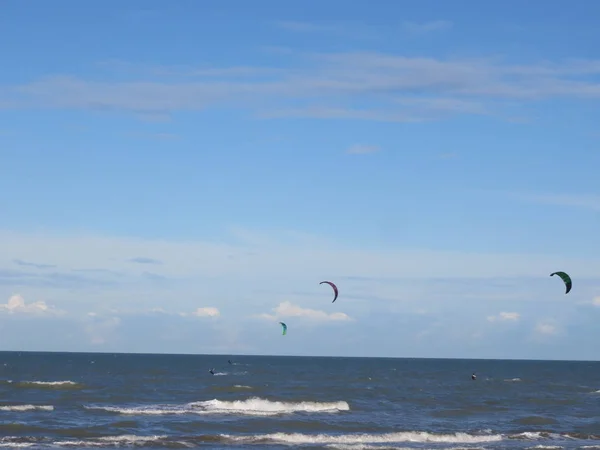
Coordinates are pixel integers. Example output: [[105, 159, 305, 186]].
[[0, 352, 599, 449]]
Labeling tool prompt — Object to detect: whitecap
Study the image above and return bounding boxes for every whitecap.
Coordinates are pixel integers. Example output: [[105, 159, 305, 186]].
[[85, 397, 349, 417], [221, 431, 502, 445], [0, 405, 54, 412]]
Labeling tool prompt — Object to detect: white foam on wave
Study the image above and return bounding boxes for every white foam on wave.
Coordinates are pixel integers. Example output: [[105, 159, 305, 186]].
[[233, 385, 252, 389], [95, 435, 166, 444], [504, 378, 522, 382], [37, 435, 168, 447], [511, 432, 565, 441], [0, 443, 34, 448], [326, 445, 412, 450], [221, 431, 502, 445], [85, 405, 186, 416], [20, 380, 79, 387], [525, 446, 563, 449], [214, 371, 248, 376], [0, 405, 54, 412], [191, 397, 349, 416], [327, 446, 488, 450], [86, 397, 349, 416]]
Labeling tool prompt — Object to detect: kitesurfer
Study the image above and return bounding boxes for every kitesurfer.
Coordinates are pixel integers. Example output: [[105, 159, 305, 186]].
[[228, 359, 232, 365], [209, 368, 215, 375], [471, 372, 476, 380]]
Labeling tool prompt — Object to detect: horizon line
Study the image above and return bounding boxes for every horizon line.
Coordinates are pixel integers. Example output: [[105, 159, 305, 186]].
[[1, 350, 597, 363]]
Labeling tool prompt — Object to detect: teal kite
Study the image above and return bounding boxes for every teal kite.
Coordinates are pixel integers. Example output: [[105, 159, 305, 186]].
[[279, 322, 287, 335], [550, 271, 572, 294]]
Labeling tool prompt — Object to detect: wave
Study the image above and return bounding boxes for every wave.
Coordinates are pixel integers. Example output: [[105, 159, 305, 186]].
[[16, 380, 82, 389], [525, 446, 563, 450], [220, 431, 502, 445], [233, 385, 252, 389], [0, 405, 54, 412], [0, 435, 167, 448], [504, 378, 522, 382], [208, 370, 248, 376], [190, 397, 350, 415], [85, 397, 349, 416], [0, 431, 597, 449]]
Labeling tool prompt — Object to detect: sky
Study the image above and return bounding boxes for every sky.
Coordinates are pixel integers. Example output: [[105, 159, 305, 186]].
[[1, 0, 600, 360]]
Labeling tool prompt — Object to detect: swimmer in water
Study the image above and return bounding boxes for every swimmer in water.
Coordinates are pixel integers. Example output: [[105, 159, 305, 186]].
[[471, 372, 477, 380]]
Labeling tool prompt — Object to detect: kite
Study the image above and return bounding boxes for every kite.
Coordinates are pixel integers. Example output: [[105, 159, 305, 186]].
[[320, 281, 339, 303], [279, 321, 287, 335], [550, 271, 572, 294]]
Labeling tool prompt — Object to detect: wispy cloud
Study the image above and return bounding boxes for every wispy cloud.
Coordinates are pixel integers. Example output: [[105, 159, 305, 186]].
[[534, 320, 559, 336], [0, 268, 121, 289], [518, 193, 600, 211], [3, 227, 600, 282], [84, 315, 121, 345], [487, 311, 521, 322], [273, 20, 377, 40], [129, 257, 162, 265], [3, 52, 600, 123], [402, 20, 453, 34], [188, 307, 220, 318], [13, 259, 56, 269], [346, 144, 380, 155], [124, 131, 180, 141], [274, 20, 340, 33]]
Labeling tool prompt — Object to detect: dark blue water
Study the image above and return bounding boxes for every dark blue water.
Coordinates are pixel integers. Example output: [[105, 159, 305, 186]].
[[0, 352, 599, 449]]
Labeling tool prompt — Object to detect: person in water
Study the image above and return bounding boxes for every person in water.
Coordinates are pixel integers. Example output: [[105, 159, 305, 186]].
[[471, 372, 477, 380], [209, 368, 215, 375], [228, 359, 232, 365]]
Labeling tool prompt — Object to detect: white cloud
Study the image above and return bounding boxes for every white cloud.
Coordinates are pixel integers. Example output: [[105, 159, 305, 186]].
[[487, 311, 521, 322], [0, 294, 61, 315], [256, 301, 353, 322], [535, 321, 558, 335], [190, 307, 220, 318], [346, 144, 380, 155], [593, 297, 600, 306]]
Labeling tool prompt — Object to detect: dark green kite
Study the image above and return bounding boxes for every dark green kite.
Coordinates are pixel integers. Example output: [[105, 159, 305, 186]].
[[550, 271, 572, 294]]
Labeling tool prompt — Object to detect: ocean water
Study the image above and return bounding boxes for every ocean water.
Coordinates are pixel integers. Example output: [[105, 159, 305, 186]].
[[0, 352, 599, 449]]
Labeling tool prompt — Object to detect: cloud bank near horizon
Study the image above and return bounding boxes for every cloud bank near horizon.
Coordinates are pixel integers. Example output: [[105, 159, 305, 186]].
[[0, 227, 598, 359]]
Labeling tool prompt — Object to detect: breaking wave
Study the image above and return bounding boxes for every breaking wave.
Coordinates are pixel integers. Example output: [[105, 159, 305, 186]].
[[0, 405, 54, 412], [85, 397, 349, 417], [220, 431, 503, 445], [0, 430, 597, 448], [191, 397, 350, 415]]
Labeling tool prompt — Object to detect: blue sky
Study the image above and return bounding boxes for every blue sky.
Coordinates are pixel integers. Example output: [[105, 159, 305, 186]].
[[1, 0, 600, 360]]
